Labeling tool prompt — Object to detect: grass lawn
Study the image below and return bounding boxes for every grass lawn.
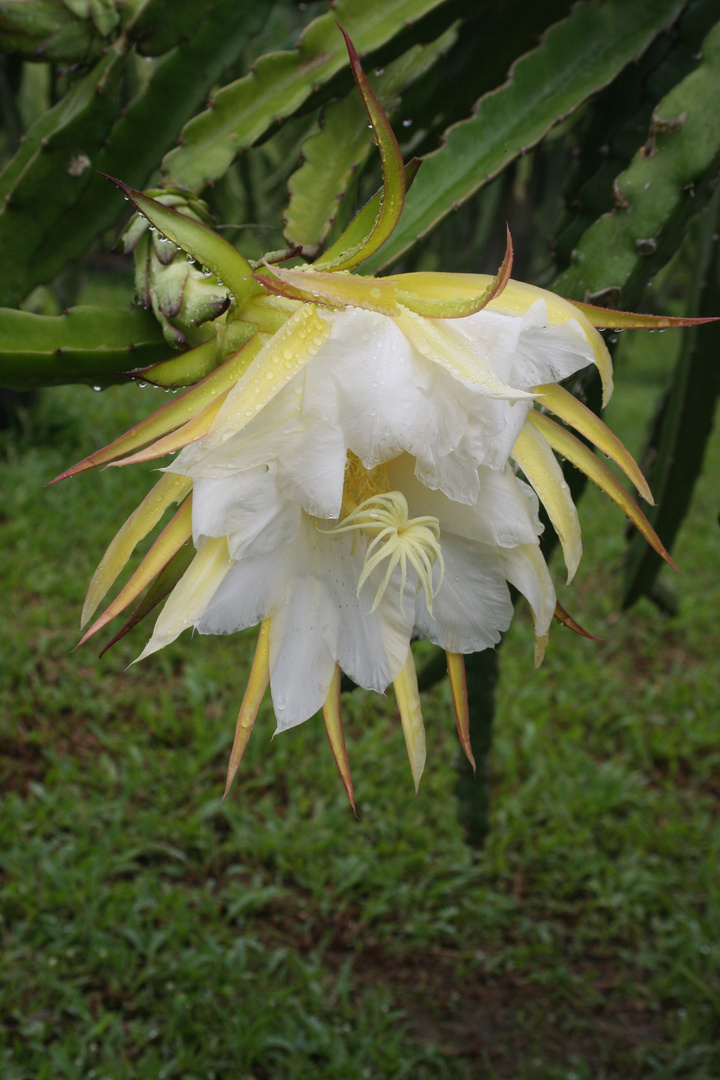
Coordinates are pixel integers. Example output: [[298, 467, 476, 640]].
[[0, 308, 718, 1078]]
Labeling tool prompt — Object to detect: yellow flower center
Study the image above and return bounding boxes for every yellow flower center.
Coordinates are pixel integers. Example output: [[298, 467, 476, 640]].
[[341, 450, 390, 515]]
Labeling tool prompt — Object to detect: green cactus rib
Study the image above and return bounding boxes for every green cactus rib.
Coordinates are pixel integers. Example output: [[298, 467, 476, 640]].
[[360, 0, 690, 273], [0, 0, 106, 62], [4, 1, 266, 306], [0, 306, 174, 391], [554, 18, 720, 303], [0, 48, 124, 308], [623, 204, 720, 609], [123, 0, 214, 57], [553, 0, 720, 271], [162, 0, 451, 192], [284, 24, 458, 254]]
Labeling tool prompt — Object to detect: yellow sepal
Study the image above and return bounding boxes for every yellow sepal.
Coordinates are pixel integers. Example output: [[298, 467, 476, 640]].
[[82, 472, 192, 627], [78, 496, 193, 647], [513, 421, 582, 584], [322, 664, 355, 813], [529, 412, 677, 570], [446, 652, 475, 771], [536, 383, 653, 503], [393, 648, 426, 793], [224, 619, 271, 798]]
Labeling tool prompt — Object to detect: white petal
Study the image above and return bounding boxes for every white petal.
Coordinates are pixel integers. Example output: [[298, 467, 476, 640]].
[[304, 308, 464, 469], [136, 536, 232, 661], [192, 466, 301, 559], [276, 421, 346, 519], [500, 543, 556, 637], [269, 575, 337, 731], [171, 378, 306, 479], [437, 308, 525, 386], [320, 534, 415, 691], [415, 533, 514, 653], [512, 313, 595, 390], [197, 538, 303, 635], [452, 299, 595, 393], [390, 457, 541, 549]]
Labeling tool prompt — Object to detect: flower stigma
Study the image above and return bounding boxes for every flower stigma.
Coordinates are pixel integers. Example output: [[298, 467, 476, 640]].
[[322, 458, 445, 615]]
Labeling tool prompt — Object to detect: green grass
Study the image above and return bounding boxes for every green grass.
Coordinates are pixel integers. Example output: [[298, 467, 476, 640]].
[[0, 325, 718, 1078]]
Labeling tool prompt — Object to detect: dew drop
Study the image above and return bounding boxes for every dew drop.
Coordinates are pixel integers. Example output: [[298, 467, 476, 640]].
[[402, 118, 412, 128]]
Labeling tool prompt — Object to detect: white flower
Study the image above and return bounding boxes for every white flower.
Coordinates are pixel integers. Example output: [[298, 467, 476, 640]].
[[59, 30, 684, 808], [63, 270, 673, 806], [123, 298, 596, 790]]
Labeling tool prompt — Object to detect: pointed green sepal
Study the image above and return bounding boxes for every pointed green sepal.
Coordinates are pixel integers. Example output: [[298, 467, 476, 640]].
[[102, 175, 260, 306], [255, 265, 398, 314], [131, 337, 220, 388], [107, 389, 231, 467], [396, 227, 513, 318], [393, 648, 426, 794], [312, 28, 406, 272], [568, 301, 720, 330], [50, 333, 261, 482], [81, 472, 192, 627], [537, 382, 653, 502], [446, 652, 476, 772], [316, 159, 420, 271]]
